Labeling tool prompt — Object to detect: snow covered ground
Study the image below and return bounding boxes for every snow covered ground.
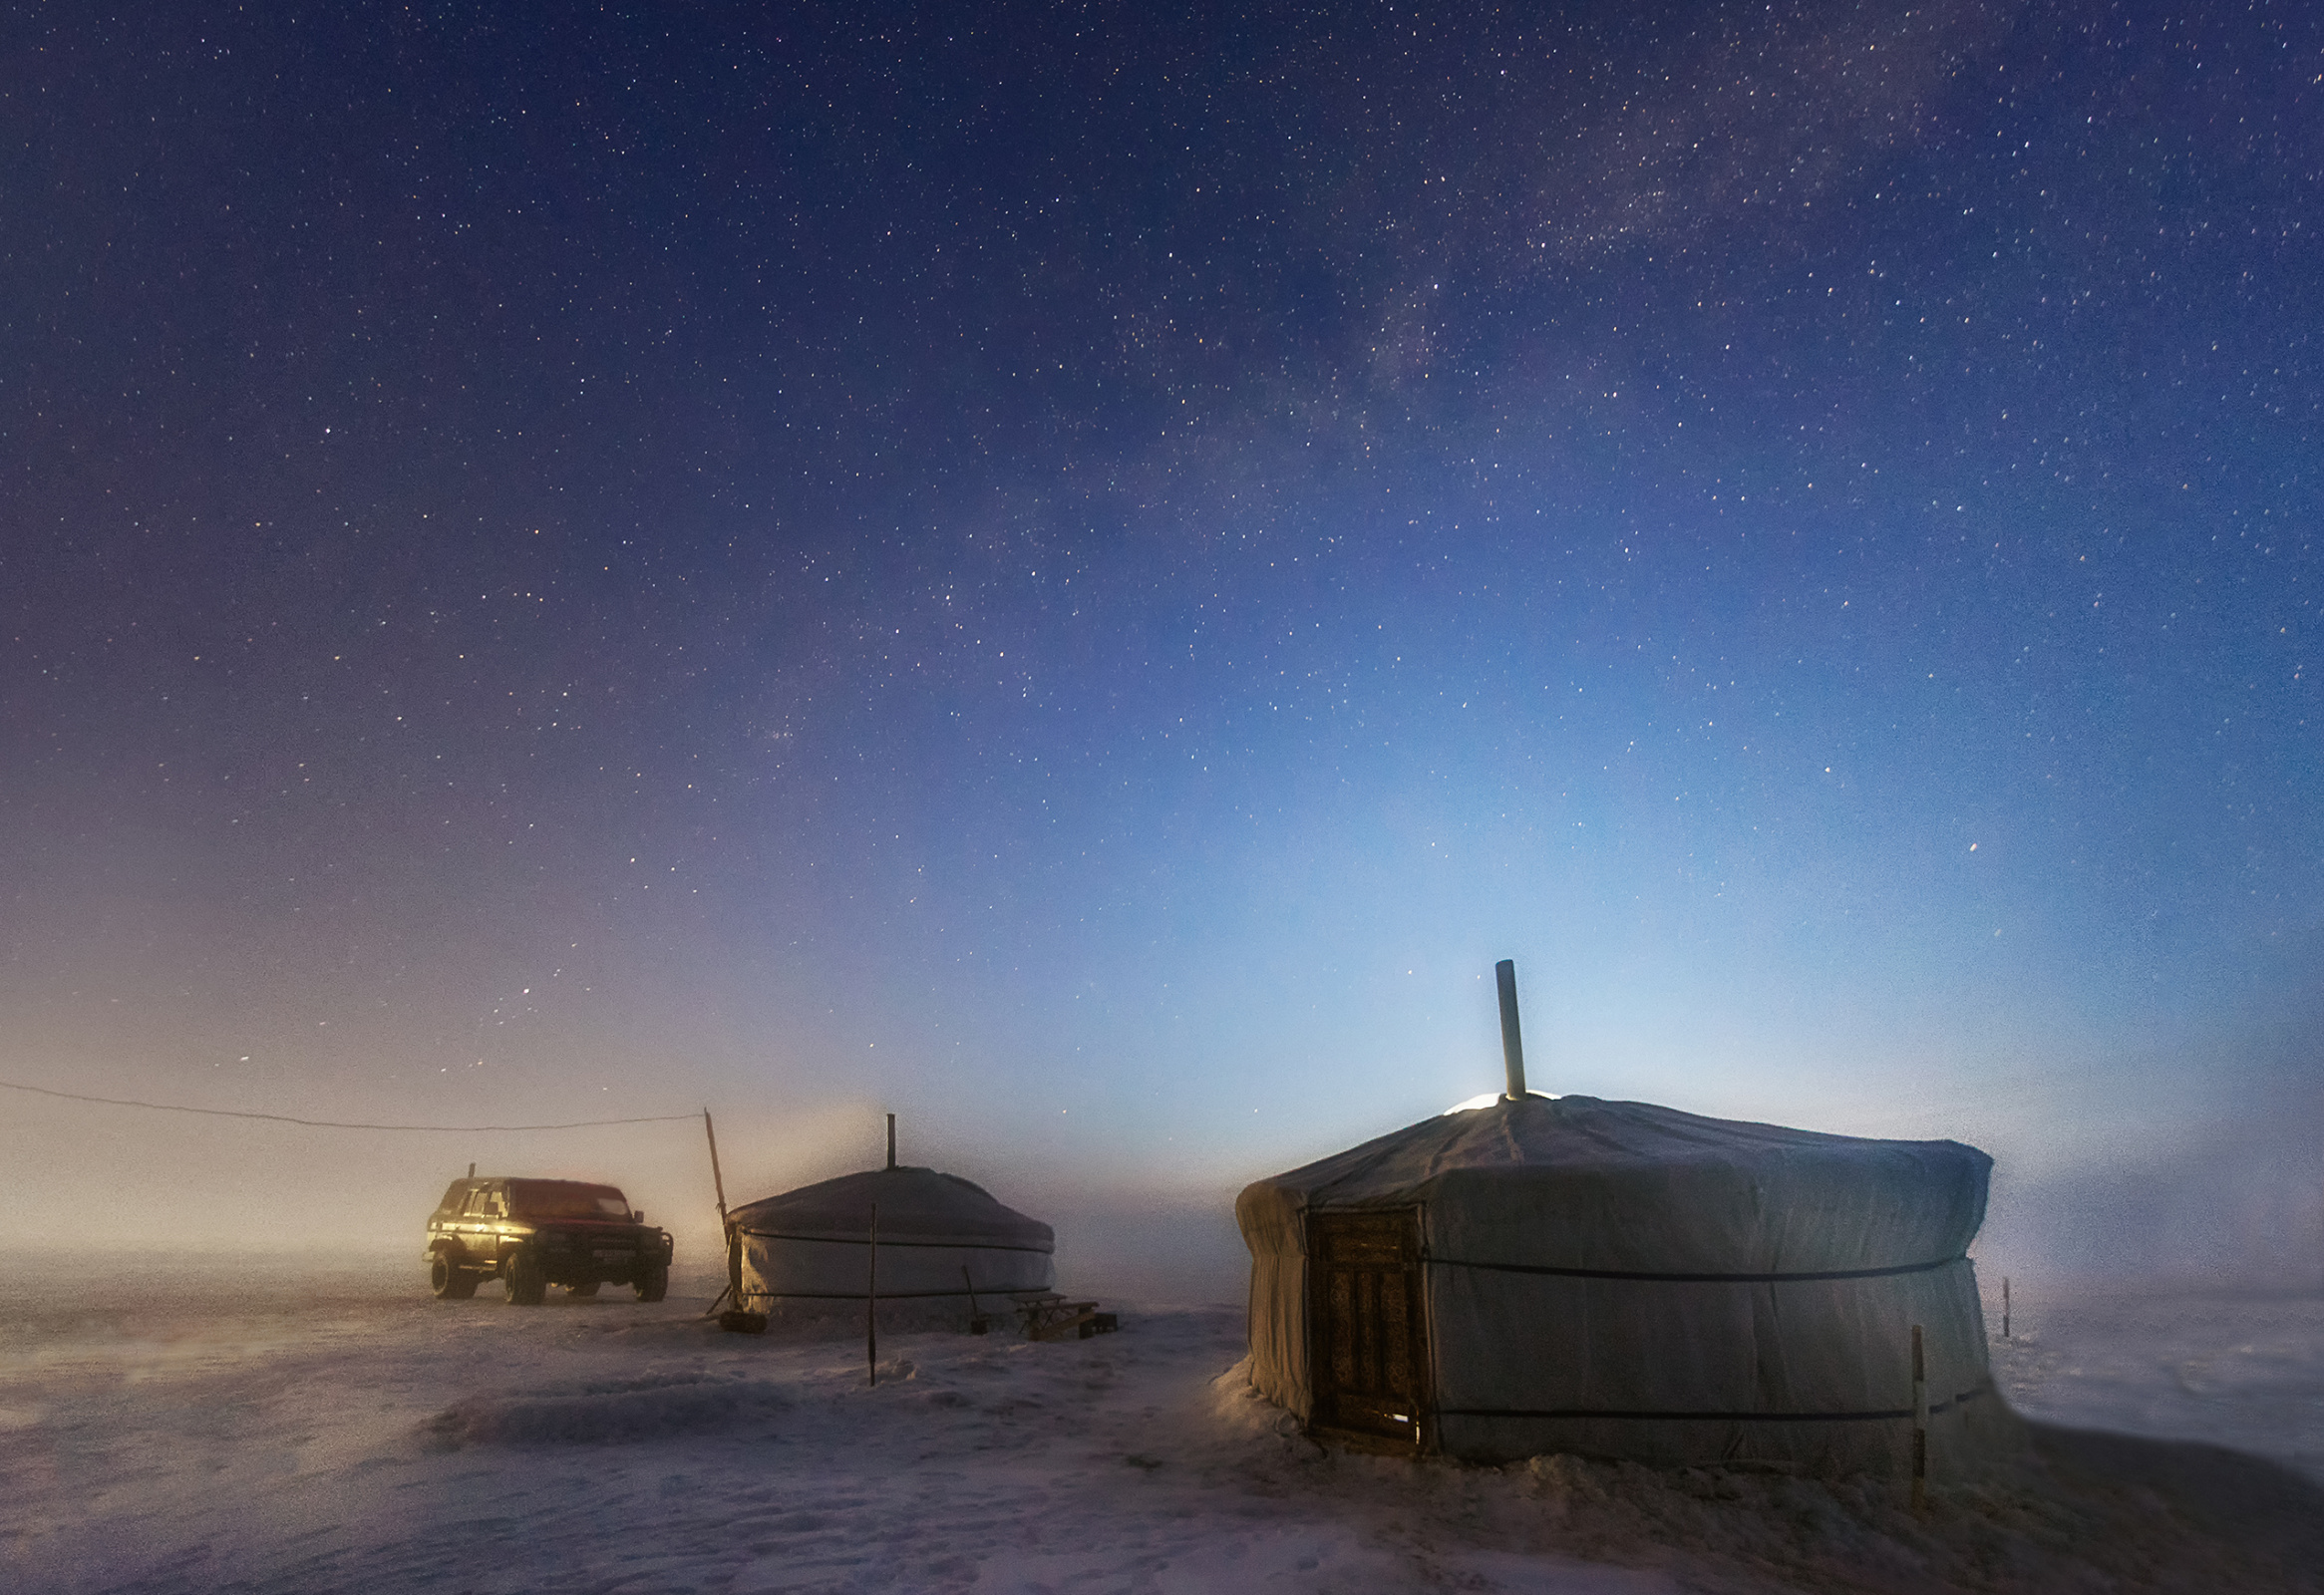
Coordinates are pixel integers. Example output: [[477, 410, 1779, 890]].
[[3, 1254, 2320, 1594], [1989, 1283, 2324, 1484]]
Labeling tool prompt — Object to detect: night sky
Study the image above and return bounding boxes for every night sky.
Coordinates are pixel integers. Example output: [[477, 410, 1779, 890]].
[[6, 2, 2319, 1273]]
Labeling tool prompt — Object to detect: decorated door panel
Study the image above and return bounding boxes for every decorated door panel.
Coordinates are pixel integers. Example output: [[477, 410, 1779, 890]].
[[1306, 1208, 1430, 1446]]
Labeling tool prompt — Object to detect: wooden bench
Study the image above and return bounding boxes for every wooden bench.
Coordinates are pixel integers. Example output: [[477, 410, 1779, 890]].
[[1010, 1291, 1120, 1341]]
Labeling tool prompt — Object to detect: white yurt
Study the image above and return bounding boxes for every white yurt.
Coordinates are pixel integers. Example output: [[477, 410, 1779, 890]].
[[726, 1140, 1054, 1330], [1236, 965, 2015, 1476], [1236, 1093, 2017, 1478]]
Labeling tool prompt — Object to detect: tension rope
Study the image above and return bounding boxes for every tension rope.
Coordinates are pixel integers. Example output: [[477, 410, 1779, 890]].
[[0, 1077, 695, 1133]]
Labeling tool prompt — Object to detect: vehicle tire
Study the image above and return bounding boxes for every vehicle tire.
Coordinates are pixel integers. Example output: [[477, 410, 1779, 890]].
[[503, 1250, 547, 1306], [633, 1263, 669, 1303], [568, 1280, 601, 1298], [429, 1255, 478, 1300]]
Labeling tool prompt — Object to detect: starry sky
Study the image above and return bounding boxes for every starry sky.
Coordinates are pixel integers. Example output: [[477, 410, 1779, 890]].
[[6, 1, 2319, 1276]]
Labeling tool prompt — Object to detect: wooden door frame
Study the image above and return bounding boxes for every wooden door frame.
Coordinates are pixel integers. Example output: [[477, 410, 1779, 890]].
[[1303, 1205, 1435, 1452]]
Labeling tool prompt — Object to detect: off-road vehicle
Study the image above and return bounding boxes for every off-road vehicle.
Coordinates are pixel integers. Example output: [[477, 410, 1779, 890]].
[[425, 1175, 673, 1305]]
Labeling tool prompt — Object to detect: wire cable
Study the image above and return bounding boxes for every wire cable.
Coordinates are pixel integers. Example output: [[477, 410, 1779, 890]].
[[0, 1078, 697, 1132]]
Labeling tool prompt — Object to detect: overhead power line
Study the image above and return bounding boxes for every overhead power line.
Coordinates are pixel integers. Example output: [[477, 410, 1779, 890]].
[[0, 1078, 697, 1132]]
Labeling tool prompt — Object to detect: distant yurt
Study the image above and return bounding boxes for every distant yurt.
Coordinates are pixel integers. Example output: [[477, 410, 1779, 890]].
[[1237, 966, 2013, 1476], [726, 1130, 1054, 1330]]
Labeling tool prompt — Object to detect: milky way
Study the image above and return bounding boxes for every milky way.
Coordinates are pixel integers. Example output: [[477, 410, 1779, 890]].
[[5, 1, 2317, 1265]]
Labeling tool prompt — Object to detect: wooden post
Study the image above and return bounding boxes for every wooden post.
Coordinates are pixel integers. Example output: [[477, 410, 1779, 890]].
[[1910, 1324, 1928, 1510], [866, 1202, 880, 1388], [886, 1112, 896, 1169], [2003, 1277, 2011, 1339], [1494, 960, 1527, 1100], [704, 1109, 730, 1222], [706, 1109, 743, 1316]]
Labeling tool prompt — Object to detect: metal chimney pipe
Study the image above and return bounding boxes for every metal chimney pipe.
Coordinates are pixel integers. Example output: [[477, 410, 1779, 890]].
[[1495, 959, 1527, 1100], [886, 1113, 897, 1169]]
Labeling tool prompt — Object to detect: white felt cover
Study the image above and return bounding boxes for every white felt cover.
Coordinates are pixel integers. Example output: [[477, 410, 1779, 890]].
[[731, 1164, 1056, 1312]]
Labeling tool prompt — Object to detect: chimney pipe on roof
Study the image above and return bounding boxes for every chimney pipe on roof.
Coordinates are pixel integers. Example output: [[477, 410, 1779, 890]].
[[886, 1113, 897, 1170], [1496, 959, 1527, 1101]]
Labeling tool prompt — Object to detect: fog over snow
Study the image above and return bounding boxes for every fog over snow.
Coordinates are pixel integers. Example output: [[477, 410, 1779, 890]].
[[5, 1252, 2320, 1595]]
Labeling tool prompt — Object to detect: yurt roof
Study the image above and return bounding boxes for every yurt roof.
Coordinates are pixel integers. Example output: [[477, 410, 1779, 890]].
[[729, 1165, 1055, 1253], [1238, 1094, 1989, 1275]]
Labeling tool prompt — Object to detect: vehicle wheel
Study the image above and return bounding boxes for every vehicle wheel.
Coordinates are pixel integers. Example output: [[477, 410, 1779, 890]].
[[429, 1255, 478, 1300], [503, 1250, 547, 1306], [568, 1280, 601, 1298], [633, 1264, 669, 1303]]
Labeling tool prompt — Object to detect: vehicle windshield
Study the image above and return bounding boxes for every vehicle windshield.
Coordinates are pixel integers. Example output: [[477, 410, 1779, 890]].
[[506, 1181, 630, 1220]]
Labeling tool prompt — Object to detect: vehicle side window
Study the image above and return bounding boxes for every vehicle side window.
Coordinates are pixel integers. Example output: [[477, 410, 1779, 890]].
[[462, 1188, 499, 1218]]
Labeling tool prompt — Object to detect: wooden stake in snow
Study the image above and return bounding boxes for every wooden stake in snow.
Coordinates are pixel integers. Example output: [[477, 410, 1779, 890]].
[[866, 1202, 880, 1388], [873, 1117, 892, 1380], [1495, 959, 1528, 1100], [1910, 1323, 1928, 1510], [2003, 1277, 2012, 1339]]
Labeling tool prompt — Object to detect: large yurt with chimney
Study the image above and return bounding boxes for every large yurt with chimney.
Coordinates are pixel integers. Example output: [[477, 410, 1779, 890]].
[[724, 1121, 1054, 1331], [1235, 963, 2015, 1476]]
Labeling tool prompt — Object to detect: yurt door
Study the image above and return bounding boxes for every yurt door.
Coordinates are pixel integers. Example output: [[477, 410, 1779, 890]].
[[1306, 1209, 1430, 1446]]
